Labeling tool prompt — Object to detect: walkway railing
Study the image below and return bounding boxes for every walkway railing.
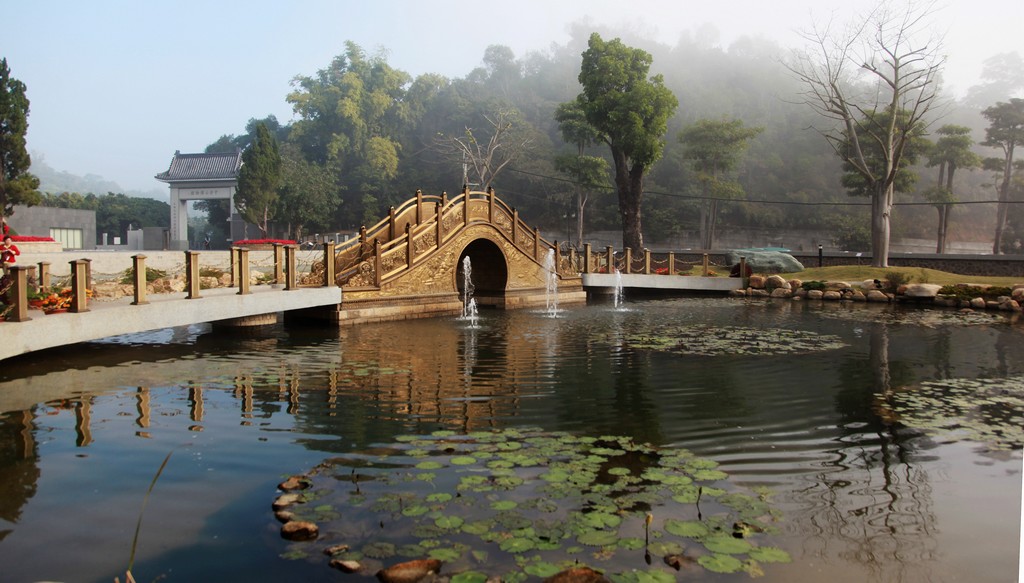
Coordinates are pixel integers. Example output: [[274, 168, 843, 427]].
[[581, 244, 744, 278], [329, 187, 579, 289], [2, 244, 338, 323]]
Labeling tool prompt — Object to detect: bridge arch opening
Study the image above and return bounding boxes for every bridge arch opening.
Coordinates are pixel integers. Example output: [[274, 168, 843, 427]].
[[457, 239, 508, 308]]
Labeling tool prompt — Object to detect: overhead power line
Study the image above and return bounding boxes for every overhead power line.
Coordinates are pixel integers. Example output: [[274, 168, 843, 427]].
[[506, 167, 1022, 207]]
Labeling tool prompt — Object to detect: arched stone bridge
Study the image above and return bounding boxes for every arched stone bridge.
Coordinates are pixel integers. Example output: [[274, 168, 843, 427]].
[[318, 188, 586, 324]]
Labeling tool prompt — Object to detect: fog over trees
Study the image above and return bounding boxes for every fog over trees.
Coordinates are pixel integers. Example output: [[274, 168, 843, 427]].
[[25, 9, 1024, 255]]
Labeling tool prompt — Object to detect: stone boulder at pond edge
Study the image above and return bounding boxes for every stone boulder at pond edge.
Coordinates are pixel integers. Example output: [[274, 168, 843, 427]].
[[726, 250, 804, 274]]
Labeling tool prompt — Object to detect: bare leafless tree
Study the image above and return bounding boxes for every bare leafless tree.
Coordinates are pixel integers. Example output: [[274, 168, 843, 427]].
[[787, 1, 945, 267], [435, 109, 533, 191]]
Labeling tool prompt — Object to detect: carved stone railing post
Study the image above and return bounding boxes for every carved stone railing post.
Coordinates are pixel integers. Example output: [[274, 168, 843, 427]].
[[230, 247, 240, 286], [7, 266, 32, 322], [583, 243, 592, 274], [702, 253, 710, 276], [606, 246, 614, 273], [322, 242, 336, 286], [37, 261, 50, 292], [273, 243, 284, 284], [284, 245, 297, 290], [436, 197, 444, 247], [70, 259, 90, 312], [739, 256, 747, 281], [487, 186, 495, 224], [405, 224, 414, 269], [463, 186, 470, 229], [373, 240, 382, 288], [533, 227, 540, 262], [554, 243, 562, 275], [237, 248, 251, 295], [512, 209, 520, 248], [81, 258, 93, 292], [388, 206, 397, 240], [624, 248, 633, 275], [359, 226, 367, 244], [644, 249, 651, 274], [185, 251, 201, 299], [668, 252, 676, 275], [132, 254, 149, 305], [415, 189, 423, 224]]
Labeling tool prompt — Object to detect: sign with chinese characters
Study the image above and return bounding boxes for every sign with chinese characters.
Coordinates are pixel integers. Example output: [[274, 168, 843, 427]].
[[179, 187, 233, 199]]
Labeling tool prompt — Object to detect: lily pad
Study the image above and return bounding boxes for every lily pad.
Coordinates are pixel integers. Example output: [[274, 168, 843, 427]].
[[698, 553, 744, 573]]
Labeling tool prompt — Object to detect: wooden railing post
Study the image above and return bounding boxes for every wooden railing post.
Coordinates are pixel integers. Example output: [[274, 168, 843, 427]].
[[185, 251, 201, 299], [512, 209, 520, 248], [388, 206, 397, 240], [702, 253, 709, 276], [37, 261, 50, 292], [668, 252, 676, 275], [606, 245, 614, 273], [569, 247, 577, 273], [405, 224, 414, 269], [533, 227, 540, 262], [131, 254, 149, 305], [624, 248, 633, 275], [359, 226, 367, 244], [70, 259, 90, 312], [644, 249, 651, 274], [237, 248, 251, 295], [273, 243, 284, 285], [284, 245, 297, 290], [7, 266, 32, 322], [739, 256, 747, 281], [583, 243, 592, 274], [463, 186, 470, 229], [415, 189, 423, 224], [322, 242, 336, 286], [554, 242, 562, 274]]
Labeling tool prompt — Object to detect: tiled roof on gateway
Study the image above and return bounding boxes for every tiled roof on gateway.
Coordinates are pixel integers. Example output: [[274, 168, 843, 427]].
[[155, 150, 242, 182]]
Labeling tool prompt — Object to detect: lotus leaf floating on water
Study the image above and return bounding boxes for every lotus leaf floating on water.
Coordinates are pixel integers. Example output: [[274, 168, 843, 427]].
[[275, 428, 791, 579]]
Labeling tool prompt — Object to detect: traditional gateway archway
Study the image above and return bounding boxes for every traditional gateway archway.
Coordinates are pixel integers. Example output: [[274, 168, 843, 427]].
[[155, 150, 247, 250], [315, 188, 585, 325]]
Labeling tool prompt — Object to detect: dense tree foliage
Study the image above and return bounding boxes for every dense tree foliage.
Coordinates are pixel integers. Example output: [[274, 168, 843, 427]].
[[235, 122, 282, 236], [925, 125, 981, 253], [0, 58, 41, 217], [39, 191, 169, 244], [679, 118, 762, 249], [981, 98, 1024, 253]]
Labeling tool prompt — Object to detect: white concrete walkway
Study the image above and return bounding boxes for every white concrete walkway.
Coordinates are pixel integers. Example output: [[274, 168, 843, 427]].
[[2, 284, 341, 361]]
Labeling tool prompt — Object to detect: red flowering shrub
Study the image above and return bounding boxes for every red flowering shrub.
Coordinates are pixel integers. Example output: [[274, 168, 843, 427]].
[[10, 235, 55, 242]]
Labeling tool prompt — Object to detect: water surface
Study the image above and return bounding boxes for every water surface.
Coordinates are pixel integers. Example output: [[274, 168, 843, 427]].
[[0, 298, 1020, 582]]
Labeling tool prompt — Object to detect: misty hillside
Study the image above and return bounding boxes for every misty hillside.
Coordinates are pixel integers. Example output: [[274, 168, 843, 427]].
[[30, 155, 167, 201]]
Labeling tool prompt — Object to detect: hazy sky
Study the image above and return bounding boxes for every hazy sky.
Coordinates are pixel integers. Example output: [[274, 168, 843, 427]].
[[4, 0, 1023, 194]]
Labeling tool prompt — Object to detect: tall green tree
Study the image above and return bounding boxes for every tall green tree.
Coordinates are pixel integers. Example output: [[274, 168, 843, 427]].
[[924, 125, 980, 253], [571, 33, 678, 251], [0, 58, 41, 217], [275, 143, 338, 240], [789, 2, 943, 266], [554, 100, 608, 249], [679, 118, 762, 250], [287, 43, 410, 228], [235, 123, 282, 236], [981, 98, 1024, 253]]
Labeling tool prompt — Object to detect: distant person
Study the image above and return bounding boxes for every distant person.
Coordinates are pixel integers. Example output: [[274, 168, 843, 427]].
[[2, 235, 20, 274], [203, 234, 211, 250]]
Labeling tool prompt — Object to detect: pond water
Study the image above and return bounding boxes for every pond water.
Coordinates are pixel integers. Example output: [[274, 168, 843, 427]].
[[0, 298, 1021, 582]]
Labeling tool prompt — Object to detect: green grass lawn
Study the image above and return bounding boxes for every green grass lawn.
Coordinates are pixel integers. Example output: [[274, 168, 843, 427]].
[[778, 265, 1022, 288]]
